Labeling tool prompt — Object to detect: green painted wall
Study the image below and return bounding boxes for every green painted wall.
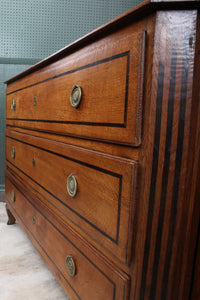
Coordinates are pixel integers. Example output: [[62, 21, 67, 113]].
[[0, 0, 143, 190]]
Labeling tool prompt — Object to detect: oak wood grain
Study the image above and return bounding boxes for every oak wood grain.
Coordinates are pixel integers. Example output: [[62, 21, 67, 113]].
[[5, 130, 138, 265], [6, 30, 146, 146], [5, 172, 130, 300], [4, 2, 200, 299]]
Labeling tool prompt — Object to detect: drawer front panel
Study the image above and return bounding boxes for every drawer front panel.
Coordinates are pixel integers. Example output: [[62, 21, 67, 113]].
[[7, 54, 127, 123], [6, 31, 145, 146], [6, 131, 138, 264], [5, 173, 130, 300]]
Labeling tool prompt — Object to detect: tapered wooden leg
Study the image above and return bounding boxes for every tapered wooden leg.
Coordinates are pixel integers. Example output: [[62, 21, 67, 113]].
[[6, 204, 16, 225]]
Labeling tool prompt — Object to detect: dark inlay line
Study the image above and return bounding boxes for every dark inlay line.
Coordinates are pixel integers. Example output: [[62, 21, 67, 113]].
[[7, 176, 116, 300], [116, 176, 123, 244], [124, 51, 130, 125], [139, 61, 165, 300], [149, 48, 177, 299], [6, 135, 122, 178], [7, 51, 130, 95], [7, 51, 131, 129], [7, 158, 122, 245], [135, 31, 145, 140], [6, 135, 123, 244], [6, 119, 126, 128], [6, 124, 136, 146], [161, 28, 190, 299], [6, 182, 81, 299]]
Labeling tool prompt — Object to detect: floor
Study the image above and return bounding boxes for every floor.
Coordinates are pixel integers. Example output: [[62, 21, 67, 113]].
[[0, 202, 69, 300]]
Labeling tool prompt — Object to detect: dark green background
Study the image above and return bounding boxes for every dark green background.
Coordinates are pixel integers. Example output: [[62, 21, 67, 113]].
[[0, 0, 143, 190]]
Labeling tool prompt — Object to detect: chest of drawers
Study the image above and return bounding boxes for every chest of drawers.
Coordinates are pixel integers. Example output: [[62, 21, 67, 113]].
[[5, 1, 200, 299]]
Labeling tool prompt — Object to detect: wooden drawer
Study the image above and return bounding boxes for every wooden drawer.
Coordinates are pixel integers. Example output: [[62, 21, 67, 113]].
[[6, 31, 145, 146], [5, 171, 130, 300], [6, 130, 138, 265]]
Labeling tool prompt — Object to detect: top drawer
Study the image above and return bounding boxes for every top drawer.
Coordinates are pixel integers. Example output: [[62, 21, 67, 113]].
[[6, 30, 145, 146]]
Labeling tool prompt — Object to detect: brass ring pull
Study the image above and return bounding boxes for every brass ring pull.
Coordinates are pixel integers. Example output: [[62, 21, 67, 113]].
[[70, 84, 82, 108], [65, 255, 76, 277], [11, 99, 16, 111], [11, 146, 15, 159], [11, 190, 15, 203], [67, 174, 78, 197]]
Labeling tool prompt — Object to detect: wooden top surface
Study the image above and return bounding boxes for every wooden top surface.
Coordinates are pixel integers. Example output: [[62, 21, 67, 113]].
[[5, 0, 199, 85]]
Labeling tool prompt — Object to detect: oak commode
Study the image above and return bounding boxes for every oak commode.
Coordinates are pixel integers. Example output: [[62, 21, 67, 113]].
[[5, 1, 200, 299]]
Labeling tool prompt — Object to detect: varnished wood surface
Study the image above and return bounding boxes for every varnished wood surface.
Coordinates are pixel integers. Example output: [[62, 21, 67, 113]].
[[4, 1, 200, 299], [5, 130, 138, 265], [6, 126, 141, 160], [6, 29, 146, 146], [5, 172, 130, 300], [132, 8, 200, 300]]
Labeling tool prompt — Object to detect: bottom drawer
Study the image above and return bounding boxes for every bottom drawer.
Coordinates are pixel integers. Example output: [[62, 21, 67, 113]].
[[5, 169, 130, 300]]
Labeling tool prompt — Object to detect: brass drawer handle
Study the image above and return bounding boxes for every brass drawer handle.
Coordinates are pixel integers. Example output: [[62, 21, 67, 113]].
[[70, 84, 82, 108], [11, 99, 16, 111], [32, 215, 36, 224], [67, 174, 78, 197], [65, 255, 76, 277], [11, 190, 15, 203], [11, 146, 15, 159]]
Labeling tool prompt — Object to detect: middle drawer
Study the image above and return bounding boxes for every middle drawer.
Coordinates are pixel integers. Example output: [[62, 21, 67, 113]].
[[6, 130, 138, 265]]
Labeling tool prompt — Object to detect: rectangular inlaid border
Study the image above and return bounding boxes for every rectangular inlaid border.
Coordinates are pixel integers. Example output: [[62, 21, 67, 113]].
[[6, 135, 122, 245], [7, 51, 130, 128], [6, 175, 117, 300]]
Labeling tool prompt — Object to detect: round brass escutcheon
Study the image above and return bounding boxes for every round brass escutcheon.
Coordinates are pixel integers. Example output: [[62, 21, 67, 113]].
[[11, 190, 15, 203], [67, 174, 78, 197], [11, 99, 16, 111], [65, 255, 76, 277], [70, 84, 82, 108], [32, 215, 36, 224], [11, 146, 15, 159]]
